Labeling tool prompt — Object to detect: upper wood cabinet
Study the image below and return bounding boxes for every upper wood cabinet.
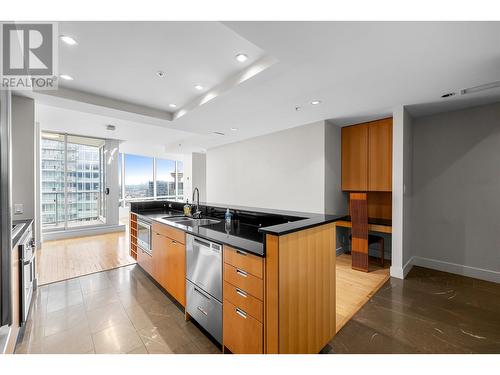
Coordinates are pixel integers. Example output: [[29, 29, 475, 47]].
[[341, 123, 368, 191], [368, 118, 393, 191], [341, 118, 392, 192]]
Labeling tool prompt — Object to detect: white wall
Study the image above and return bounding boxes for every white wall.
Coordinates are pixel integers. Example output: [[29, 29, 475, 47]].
[[410, 101, 500, 283], [206, 121, 329, 214], [391, 106, 413, 279], [11, 96, 37, 241], [191, 152, 206, 202], [104, 139, 120, 226]]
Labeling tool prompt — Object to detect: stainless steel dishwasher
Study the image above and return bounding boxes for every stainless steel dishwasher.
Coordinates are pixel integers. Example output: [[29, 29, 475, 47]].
[[185, 234, 222, 344]]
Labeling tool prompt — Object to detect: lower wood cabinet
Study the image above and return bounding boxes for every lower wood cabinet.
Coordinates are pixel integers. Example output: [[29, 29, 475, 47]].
[[223, 300, 263, 354], [223, 245, 265, 354], [150, 224, 186, 307], [137, 246, 153, 276], [165, 239, 186, 306]]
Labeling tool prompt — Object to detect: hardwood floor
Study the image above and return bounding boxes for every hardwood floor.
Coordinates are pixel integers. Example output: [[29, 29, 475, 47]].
[[37, 229, 136, 285], [336, 253, 390, 333]]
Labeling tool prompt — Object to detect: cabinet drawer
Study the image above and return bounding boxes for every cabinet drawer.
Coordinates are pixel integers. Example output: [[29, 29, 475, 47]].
[[223, 281, 263, 322], [223, 264, 263, 300], [223, 300, 263, 354], [186, 280, 222, 344], [223, 246, 263, 279], [152, 222, 185, 244]]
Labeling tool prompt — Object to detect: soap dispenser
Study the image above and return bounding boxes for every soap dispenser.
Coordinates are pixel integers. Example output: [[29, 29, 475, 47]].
[[184, 199, 192, 216], [225, 208, 232, 224]]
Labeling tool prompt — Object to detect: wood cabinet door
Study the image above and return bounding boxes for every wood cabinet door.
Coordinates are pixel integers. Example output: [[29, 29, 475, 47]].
[[137, 246, 153, 275], [165, 239, 186, 307], [368, 118, 393, 191], [152, 232, 169, 287], [341, 124, 368, 191]]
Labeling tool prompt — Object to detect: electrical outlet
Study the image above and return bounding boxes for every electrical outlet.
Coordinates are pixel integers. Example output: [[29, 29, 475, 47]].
[[14, 203, 23, 214]]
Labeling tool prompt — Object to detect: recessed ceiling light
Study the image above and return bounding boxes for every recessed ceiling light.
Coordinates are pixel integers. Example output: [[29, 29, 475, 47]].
[[169, 103, 177, 109], [235, 53, 248, 62], [311, 100, 321, 105], [212, 131, 225, 136], [60, 35, 78, 45], [156, 70, 166, 78], [195, 84, 204, 91], [60, 74, 74, 81], [230, 127, 238, 131], [295, 106, 301, 111]]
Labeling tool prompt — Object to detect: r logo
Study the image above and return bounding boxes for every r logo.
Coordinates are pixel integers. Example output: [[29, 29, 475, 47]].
[[2, 23, 53, 76]]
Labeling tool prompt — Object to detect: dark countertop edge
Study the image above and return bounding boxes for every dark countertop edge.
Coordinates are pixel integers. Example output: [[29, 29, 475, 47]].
[[12, 219, 33, 249], [131, 200, 348, 237], [136, 213, 265, 257], [258, 214, 347, 236]]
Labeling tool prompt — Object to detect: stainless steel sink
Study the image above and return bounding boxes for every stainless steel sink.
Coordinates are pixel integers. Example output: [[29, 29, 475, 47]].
[[164, 217, 220, 226]]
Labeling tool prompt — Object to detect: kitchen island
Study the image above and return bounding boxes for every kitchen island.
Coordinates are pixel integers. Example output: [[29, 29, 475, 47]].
[[130, 200, 345, 354]]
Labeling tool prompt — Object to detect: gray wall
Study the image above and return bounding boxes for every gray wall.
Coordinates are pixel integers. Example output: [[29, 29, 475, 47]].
[[411, 101, 500, 283], [325, 122, 347, 215], [11, 96, 36, 239]]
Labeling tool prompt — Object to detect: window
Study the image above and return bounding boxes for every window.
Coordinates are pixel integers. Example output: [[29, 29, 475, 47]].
[[156, 158, 176, 198], [118, 153, 184, 203], [124, 154, 154, 199], [41, 132, 106, 230]]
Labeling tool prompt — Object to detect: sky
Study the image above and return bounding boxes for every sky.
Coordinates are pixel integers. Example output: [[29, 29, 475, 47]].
[[123, 154, 178, 185]]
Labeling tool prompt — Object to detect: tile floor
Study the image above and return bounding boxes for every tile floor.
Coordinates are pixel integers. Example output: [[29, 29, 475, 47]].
[[15, 264, 221, 354], [326, 266, 500, 354]]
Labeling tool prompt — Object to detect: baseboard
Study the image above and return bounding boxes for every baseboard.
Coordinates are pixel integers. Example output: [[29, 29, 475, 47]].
[[412, 256, 500, 284], [389, 256, 414, 279], [42, 224, 126, 241]]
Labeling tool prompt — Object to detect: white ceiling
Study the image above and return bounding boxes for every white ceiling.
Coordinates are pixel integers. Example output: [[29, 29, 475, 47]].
[[57, 21, 267, 111], [35, 21, 500, 153]]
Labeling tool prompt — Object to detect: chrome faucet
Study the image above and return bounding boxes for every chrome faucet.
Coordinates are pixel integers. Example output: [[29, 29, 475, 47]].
[[192, 187, 201, 218]]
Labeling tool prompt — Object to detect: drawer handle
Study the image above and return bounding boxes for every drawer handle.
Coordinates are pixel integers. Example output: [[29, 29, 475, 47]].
[[236, 288, 247, 298], [235, 308, 247, 319], [172, 240, 177, 244], [194, 287, 209, 300], [197, 306, 208, 316], [236, 269, 248, 277], [236, 249, 248, 256]]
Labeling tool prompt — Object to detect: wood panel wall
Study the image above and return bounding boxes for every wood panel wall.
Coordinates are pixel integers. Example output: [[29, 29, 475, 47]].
[[265, 224, 336, 354]]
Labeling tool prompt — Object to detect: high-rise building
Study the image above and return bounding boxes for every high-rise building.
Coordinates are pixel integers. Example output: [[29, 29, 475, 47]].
[[41, 135, 103, 228]]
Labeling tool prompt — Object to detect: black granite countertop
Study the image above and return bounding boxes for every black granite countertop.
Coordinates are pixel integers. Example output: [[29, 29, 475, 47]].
[[135, 210, 265, 255], [12, 219, 33, 249], [131, 200, 347, 256]]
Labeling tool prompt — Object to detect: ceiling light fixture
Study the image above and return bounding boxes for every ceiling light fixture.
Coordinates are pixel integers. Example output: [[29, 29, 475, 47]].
[[156, 70, 166, 78], [311, 100, 321, 105], [194, 84, 204, 91], [295, 106, 301, 111], [230, 127, 238, 131], [169, 103, 177, 109], [212, 131, 225, 136], [106, 124, 116, 131], [60, 74, 74, 81], [60, 35, 78, 45], [235, 53, 248, 62], [441, 92, 456, 98]]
